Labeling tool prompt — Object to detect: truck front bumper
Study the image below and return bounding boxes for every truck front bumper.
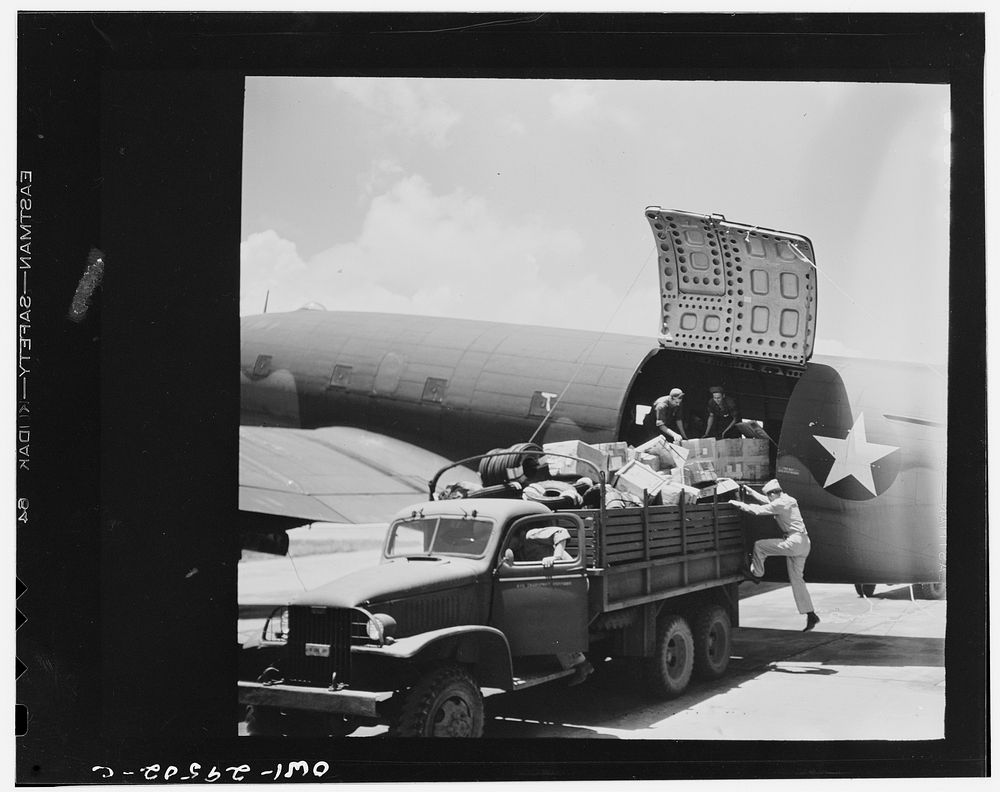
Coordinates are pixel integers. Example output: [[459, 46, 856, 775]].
[[239, 680, 393, 719]]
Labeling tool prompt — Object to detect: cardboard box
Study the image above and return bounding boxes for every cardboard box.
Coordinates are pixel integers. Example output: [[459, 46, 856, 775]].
[[715, 477, 741, 496], [722, 461, 743, 480], [637, 436, 689, 468], [594, 442, 629, 473], [743, 463, 769, 482], [715, 438, 743, 459], [613, 460, 671, 500], [686, 459, 718, 486], [660, 481, 701, 506], [637, 452, 661, 471], [681, 438, 717, 459], [543, 440, 607, 479], [741, 438, 770, 458], [669, 465, 693, 486]]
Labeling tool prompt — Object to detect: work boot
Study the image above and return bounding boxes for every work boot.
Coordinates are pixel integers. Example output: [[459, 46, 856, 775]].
[[803, 612, 820, 632], [741, 554, 761, 584]]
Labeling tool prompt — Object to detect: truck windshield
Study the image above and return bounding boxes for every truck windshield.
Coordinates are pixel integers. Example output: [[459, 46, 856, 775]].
[[385, 516, 495, 559]]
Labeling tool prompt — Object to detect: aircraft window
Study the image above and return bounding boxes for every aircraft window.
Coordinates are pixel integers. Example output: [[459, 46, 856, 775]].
[[751, 306, 770, 333], [329, 364, 352, 389], [750, 269, 769, 295], [780, 272, 800, 299], [385, 517, 494, 559], [689, 251, 710, 270], [746, 236, 767, 258], [780, 309, 800, 338], [373, 352, 405, 395], [529, 390, 559, 418], [252, 354, 272, 378], [422, 377, 447, 403]]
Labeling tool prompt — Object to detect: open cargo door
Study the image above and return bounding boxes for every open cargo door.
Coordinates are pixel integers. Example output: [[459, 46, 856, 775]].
[[645, 208, 817, 367]]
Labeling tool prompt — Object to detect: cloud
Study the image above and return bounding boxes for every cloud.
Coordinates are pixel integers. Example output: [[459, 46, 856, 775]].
[[548, 82, 638, 134], [549, 83, 599, 120], [240, 230, 308, 315], [331, 78, 462, 147], [496, 114, 528, 137], [241, 174, 671, 335], [357, 158, 405, 199]]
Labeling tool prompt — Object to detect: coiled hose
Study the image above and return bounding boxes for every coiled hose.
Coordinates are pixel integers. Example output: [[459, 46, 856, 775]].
[[478, 442, 544, 487]]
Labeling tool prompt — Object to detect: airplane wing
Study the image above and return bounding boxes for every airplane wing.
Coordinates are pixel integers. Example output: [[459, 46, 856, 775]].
[[240, 425, 477, 527]]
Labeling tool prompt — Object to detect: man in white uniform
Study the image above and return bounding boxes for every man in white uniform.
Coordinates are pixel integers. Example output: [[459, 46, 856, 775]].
[[730, 479, 820, 632]]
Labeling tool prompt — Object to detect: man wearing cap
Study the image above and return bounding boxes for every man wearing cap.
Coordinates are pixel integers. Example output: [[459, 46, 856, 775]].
[[703, 386, 772, 441], [730, 480, 820, 632], [650, 388, 688, 443]]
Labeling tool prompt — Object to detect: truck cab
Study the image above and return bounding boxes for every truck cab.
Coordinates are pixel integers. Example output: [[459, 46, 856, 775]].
[[240, 496, 593, 737]]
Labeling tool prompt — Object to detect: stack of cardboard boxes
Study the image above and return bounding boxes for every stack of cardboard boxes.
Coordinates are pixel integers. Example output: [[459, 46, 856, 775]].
[[711, 438, 770, 483], [541, 435, 772, 500]]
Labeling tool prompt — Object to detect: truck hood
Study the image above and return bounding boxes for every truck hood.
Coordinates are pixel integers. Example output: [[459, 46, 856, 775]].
[[292, 556, 482, 608]]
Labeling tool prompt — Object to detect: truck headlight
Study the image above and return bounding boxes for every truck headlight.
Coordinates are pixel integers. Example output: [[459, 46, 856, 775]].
[[365, 613, 397, 645], [262, 606, 289, 643]]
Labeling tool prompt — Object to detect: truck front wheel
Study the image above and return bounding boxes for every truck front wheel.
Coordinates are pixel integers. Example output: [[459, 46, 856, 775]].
[[693, 605, 731, 680], [643, 614, 694, 699], [393, 665, 484, 737]]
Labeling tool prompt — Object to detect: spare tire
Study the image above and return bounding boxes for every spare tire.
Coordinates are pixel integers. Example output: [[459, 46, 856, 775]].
[[479, 442, 544, 487], [523, 480, 583, 509]]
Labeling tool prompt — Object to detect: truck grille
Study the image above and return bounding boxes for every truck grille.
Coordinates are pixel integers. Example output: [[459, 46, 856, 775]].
[[283, 606, 367, 687]]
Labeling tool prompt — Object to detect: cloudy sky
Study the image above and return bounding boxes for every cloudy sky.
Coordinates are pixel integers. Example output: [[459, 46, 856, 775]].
[[241, 77, 950, 364]]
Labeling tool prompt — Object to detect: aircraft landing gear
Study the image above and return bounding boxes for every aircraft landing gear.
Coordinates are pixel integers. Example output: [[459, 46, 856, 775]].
[[913, 582, 946, 600]]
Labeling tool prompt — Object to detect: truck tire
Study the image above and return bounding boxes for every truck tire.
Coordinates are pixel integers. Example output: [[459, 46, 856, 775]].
[[854, 584, 876, 598], [693, 605, 731, 680], [393, 665, 484, 737], [643, 614, 694, 699]]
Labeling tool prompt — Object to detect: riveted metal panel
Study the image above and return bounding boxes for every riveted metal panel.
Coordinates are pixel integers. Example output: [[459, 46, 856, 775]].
[[645, 208, 816, 366]]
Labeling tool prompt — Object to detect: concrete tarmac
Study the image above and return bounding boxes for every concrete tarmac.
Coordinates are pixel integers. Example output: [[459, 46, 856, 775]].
[[238, 543, 944, 740], [483, 581, 944, 740]]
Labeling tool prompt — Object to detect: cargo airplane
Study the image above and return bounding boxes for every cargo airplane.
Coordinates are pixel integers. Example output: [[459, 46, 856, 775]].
[[239, 209, 946, 596]]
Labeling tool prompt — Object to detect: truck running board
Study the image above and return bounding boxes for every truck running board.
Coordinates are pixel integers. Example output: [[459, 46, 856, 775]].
[[512, 667, 578, 691]]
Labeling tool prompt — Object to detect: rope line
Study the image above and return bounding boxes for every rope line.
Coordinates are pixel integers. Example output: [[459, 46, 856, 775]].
[[528, 246, 655, 445]]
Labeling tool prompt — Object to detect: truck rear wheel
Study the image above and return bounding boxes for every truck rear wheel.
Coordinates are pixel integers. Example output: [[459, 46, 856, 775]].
[[693, 605, 731, 680], [393, 665, 484, 737], [643, 614, 694, 699]]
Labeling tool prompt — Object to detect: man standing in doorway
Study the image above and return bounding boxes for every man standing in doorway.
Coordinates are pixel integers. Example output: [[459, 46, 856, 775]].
[[703, 385, 772, 441], [651, 388, 688, 443], [730, 479, 820, 632]]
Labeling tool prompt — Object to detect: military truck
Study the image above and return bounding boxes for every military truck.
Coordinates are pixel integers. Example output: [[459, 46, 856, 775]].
[[239, 450, 747, 737]]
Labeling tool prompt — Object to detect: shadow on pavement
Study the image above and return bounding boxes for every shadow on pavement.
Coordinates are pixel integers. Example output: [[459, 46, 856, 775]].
[[484, 625, 944, 737]]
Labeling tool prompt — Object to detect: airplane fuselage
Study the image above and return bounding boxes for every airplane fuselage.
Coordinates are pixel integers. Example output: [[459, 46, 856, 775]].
[[240, 309, 946, 585]]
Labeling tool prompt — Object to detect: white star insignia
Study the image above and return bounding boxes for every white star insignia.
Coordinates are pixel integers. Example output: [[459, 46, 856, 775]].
[[813, 413, 898, 496]]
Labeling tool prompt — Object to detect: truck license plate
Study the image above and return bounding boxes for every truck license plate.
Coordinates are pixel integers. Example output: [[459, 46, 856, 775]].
[[305, 642, 331, 658]]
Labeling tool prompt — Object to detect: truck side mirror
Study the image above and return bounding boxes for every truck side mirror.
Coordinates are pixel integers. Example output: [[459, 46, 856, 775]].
[[501, 548, 515, 567]]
